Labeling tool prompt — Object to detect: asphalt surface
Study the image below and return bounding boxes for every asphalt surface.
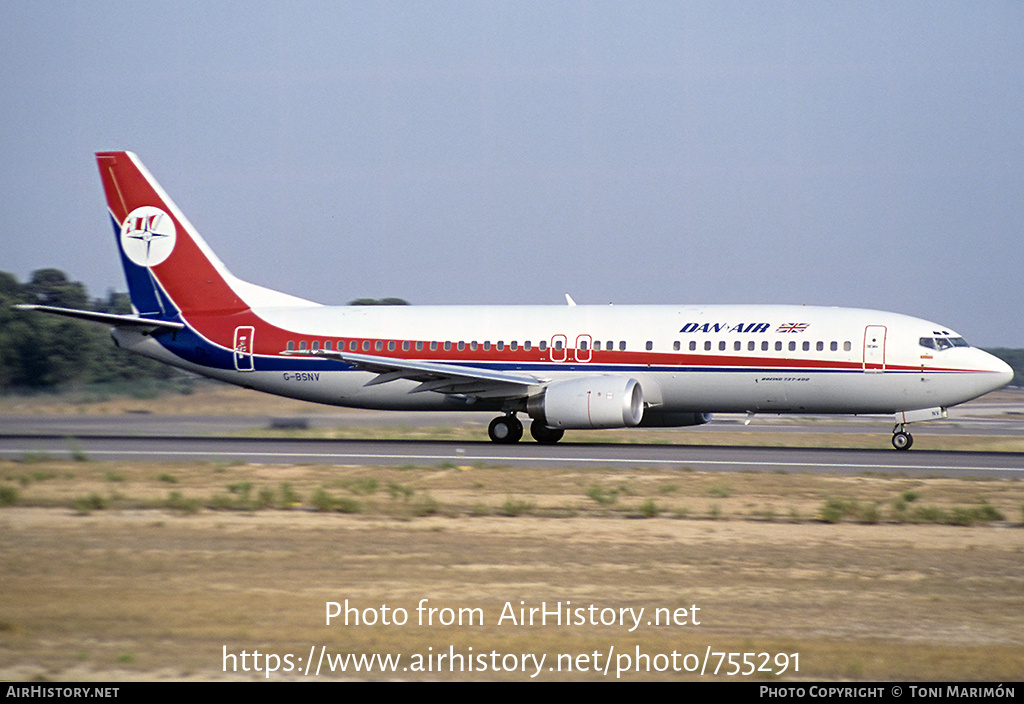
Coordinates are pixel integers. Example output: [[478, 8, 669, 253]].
[[2, 390, 1022, 477], [1, 434, 1022, 478]]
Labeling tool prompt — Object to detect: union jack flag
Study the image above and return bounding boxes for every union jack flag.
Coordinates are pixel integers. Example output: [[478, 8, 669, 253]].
[[777, 323, 809, 333]]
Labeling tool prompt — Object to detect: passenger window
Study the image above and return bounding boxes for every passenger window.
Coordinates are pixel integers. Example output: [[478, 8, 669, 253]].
[[350, 341, 358, 351], [705, 341, 712, 351], [312, 341, 320, 351], [762, 341, 769, 351], [287, 341, 295, 351], [362, 341, 370, 351], [690, 341, 697, 351], [816, 341, 824, 352], [619, 341, 626, 351], [748, 341, 755, 352], [803, 341, 810, 352], [375, 341, 384, 351], [788, 341, 796, 351], [457, 341, 465, 351], [718, 341, 726, 351], [844, 341, 852, 351], [299, 341, 307, 351], [646, 341, 653, 351], [830, 341, 838, 352], [735, 341, 742, 351], [387, 341, 395, 351], [775, 341, 782, 351]]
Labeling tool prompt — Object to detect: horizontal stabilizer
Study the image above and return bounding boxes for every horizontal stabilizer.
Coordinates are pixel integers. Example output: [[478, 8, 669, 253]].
[[13, 304, 184, 333]]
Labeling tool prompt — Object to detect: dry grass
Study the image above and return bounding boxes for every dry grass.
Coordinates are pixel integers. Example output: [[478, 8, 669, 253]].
[[0, 383, 316, 417], [3, 385, 1022, 680], [2, 457, 1023, 681]]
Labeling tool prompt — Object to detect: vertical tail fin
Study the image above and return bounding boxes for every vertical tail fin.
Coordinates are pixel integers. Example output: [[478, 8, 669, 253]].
[[96, 152, 317, 320], [96, 151, 250, 318]]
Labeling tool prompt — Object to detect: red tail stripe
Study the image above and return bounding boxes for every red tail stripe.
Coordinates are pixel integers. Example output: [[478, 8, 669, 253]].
[[96, 152, 248, 316]]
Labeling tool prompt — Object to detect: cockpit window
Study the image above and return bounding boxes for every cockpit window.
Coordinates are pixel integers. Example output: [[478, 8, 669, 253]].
[[920, 336, 969, 351]]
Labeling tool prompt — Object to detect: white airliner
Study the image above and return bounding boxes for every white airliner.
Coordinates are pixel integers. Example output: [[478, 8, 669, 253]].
[[18, 152, 1013, 449]]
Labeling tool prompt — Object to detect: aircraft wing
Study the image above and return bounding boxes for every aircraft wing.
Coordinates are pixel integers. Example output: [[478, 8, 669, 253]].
[[13, 304, 184, 333], [291, 349, 545, 398]]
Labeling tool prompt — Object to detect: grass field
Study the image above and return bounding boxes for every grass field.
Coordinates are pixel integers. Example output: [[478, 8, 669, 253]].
[[2, 456, 1023, 681], [1, 384, 1022, 681]]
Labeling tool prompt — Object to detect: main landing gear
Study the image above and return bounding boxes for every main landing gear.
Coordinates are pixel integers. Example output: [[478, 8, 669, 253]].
[[488, 414, 523, 443], [488, 414, 565, 444], [892, 424, 914, 451]]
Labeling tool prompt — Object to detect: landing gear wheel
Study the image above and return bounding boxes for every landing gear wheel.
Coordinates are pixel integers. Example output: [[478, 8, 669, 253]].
[[488, 415, 523, 443], [530, 422, 564, 444], [892, 431, 914, 451]]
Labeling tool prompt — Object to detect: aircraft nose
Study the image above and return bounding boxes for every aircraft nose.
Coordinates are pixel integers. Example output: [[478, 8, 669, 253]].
[[981, 351, 1014, 390]]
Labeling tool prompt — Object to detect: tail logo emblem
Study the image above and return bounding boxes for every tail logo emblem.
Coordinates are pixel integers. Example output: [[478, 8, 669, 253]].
[[120, 206, 176, 267]]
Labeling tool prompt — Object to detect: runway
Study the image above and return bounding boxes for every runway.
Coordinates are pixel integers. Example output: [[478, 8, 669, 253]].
[[1, 431, 1022, 478], [2, 390, 1022, 478]]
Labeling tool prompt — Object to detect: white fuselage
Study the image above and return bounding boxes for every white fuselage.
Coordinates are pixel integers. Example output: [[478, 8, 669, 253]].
[[120, 302, 1012, 418]]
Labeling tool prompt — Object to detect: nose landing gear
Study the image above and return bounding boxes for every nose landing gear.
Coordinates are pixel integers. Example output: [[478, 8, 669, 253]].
[[892, 424, 914, 451]]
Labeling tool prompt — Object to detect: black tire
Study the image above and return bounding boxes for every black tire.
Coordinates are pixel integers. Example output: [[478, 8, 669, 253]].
[[530, 422, 564, 444], [488, 415, 523, 443], [892, 431, 913, 451]]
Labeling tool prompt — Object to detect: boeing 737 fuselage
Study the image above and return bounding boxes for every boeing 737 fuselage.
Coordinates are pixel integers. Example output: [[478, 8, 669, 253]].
[[17, 152, 1013, 449]]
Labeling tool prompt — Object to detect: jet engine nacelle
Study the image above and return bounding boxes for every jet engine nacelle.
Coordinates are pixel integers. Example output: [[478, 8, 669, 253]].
[[639, 411, 713, 427], [527, 376, 644, 429]]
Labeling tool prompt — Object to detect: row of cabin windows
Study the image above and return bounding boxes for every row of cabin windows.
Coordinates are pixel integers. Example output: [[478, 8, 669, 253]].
[[284, 339, 600, 352], [284, 339, 635, 353], [674, 340, 853, 353], [286, 338, 851, 354]]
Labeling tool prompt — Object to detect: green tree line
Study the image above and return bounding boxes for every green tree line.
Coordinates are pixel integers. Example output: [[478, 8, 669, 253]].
[[0, 268, 1020, 390], [0, 269, 175, 389]]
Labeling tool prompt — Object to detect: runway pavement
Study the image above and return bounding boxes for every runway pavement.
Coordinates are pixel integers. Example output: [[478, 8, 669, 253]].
[[2, 390, 1022, 478], [1, 429, 1022, 479]]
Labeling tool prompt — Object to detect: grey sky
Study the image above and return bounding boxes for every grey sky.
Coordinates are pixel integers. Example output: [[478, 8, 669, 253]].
[[2, 2, 1022, 345]]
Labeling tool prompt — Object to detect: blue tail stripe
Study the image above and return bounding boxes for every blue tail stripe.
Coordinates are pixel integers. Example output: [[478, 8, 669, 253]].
[[110, 214, 181, 320]]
